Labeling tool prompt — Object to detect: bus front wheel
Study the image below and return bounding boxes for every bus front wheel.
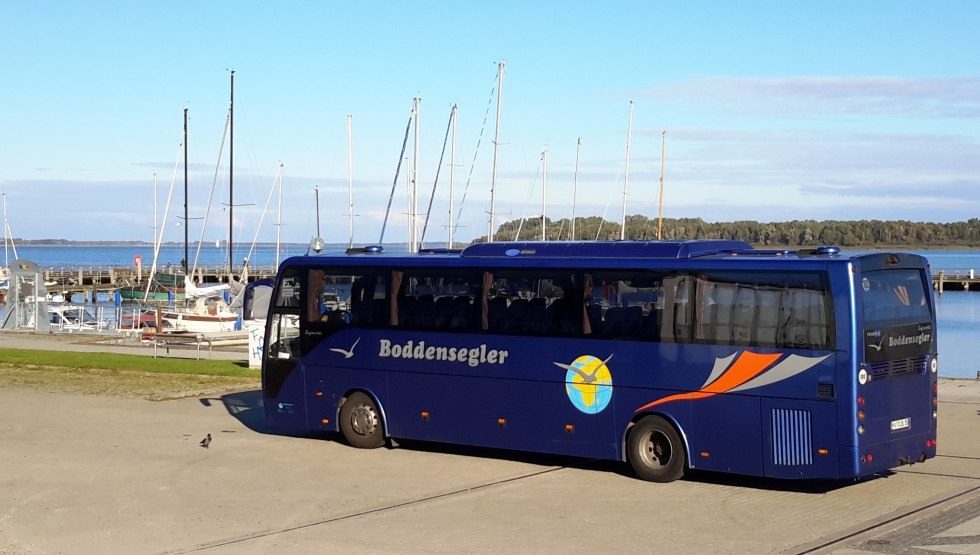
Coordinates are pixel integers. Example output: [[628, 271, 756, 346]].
[[339, 392, 385, 449], [627, 415, 686, 482]]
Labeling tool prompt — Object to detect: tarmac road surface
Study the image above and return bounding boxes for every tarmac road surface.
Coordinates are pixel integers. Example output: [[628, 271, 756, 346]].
[[0, 350, 977, 553]]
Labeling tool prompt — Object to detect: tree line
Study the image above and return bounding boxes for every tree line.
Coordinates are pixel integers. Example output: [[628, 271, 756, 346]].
[[477, 216, 980, 248]]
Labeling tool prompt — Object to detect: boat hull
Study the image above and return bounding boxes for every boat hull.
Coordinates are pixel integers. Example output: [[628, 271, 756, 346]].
[[160, 311, 239, 333], [118, 287, 185, 302]]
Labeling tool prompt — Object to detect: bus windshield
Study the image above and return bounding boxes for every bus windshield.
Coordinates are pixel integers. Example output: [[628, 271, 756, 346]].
[[862, 269, 932, 326]]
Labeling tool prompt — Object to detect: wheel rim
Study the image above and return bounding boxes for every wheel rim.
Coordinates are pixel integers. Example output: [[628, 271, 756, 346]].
[[349, 404, 379, 437], [638, 429, 672, 469]]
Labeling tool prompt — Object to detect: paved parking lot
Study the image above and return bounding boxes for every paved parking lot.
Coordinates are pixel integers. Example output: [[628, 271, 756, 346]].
[[0, 379, 977, 554]]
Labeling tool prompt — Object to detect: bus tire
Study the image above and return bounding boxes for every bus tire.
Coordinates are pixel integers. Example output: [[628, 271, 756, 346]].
[[339, 391, 385, 449], [627, 415, 686, 483]]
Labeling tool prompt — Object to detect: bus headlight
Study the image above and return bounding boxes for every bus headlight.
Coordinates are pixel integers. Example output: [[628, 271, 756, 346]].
[[857, 424, 865, 435], [930, 358, 938, 373]]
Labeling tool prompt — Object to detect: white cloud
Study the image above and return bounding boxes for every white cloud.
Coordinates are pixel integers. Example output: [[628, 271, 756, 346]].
[[645, 76, 980, 118]]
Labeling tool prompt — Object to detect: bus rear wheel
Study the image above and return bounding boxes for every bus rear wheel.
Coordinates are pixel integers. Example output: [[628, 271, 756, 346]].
[[627, 415, 686, 482], [339, 392, 385, 449]]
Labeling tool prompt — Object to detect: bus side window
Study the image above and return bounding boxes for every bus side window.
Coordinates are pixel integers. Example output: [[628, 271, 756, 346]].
[[350, 274, 387, 327], [694, 271, 831, 350], [660, 275, 693, 343], [267, 313, 300, 360]]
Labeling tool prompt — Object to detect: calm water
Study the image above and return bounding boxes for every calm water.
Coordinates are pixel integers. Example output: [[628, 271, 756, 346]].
[[911, 250, 979, 379], [5, 246, 980, 378]]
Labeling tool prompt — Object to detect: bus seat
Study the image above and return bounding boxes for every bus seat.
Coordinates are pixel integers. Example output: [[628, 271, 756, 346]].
[[417, 295, 436, 328], [433, 295, 454, 328], [505, 298, 529, 332], [398, 296, 418, 328], [526, 297, 549, 333], [642, 308, 663, 340], [586, 303, 603, 336], [371, 299, 388, 327], [449, 296, 474, 329], [603, 307, 625, 338], [488, 296, 508, 331]]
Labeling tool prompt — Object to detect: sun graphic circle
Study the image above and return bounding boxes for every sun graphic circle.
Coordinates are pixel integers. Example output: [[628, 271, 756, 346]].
[[564, 354, 613, 414]]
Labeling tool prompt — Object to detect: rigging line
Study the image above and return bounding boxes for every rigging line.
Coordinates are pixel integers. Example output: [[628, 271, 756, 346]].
[[595, 167, 624, 240], [240, 164, 282, 282], [378, 111, 414, 245], [514, 158, 543, 241], [419, 105, 454, 248], [454, 69, 498, 232], [145, 140, 183, 301], [191, 112, 230, 278]]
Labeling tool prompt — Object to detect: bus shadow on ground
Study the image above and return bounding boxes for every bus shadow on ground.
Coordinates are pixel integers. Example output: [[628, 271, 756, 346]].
[[199, 389, 271, 434], [201, 390, 870, 494], [385, 438, 863, 494]]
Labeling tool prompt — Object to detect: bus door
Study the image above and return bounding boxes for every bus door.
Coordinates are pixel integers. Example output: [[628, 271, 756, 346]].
[[302, 270, 389, 433], [263, 266, 305, 430]]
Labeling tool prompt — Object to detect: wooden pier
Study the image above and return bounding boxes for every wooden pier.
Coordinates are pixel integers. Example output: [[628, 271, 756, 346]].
[[933, 268, 980, 293], [39, 264, 278, 301]]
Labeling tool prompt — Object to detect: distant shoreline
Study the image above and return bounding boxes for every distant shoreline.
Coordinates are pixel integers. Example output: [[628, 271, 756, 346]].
[[3, 240, 977, 251]]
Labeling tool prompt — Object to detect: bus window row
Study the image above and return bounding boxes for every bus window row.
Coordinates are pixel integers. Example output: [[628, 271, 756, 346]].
[[294, 267, 833, 350]]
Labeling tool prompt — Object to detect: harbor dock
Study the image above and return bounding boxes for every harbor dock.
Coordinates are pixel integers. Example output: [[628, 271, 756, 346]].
[[38, 264, 278, 300], [934, 268, 980, 293]]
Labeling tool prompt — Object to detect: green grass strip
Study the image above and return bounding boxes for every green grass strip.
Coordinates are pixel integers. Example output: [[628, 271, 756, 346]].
[[0, 348, 258, 378]]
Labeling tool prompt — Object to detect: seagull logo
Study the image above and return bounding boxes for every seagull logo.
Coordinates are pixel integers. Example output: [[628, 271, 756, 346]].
[[552, 353, 614, 383], [635, 351, 829, 412], [554, 353, 615, 414], [868, 334, 886, 352], [330, 337, 360, 359]]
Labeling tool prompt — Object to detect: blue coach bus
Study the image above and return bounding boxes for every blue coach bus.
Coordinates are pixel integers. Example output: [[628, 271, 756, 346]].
[[261, 241, 937, 482]]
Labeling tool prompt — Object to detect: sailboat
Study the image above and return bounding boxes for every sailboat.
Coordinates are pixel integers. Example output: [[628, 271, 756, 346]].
[[160, 280, 238, 332]]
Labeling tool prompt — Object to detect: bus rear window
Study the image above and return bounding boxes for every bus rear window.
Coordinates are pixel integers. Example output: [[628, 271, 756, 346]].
[[861, 269, 931, 325]]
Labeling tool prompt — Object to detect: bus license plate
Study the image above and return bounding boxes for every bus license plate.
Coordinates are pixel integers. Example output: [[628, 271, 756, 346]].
[[891, 417, 911, 431]]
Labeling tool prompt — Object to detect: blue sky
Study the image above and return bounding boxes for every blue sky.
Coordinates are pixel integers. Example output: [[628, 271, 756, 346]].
[[2, 2, 978, 245]]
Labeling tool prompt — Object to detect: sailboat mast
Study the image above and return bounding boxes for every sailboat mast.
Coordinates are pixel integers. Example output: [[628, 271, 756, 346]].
[[620, 100, 634, 241], [488, 60, 505, 242], [410, 97, 421, 253], [347, 113, 354, 248], [183, 107, 189, 272], [227, 70, 235, 274], [572, 137, 581, 241], [2, 193, 8, 266], [315, 185, 321, 238], [152, 173, 158, 252], [449, 104, 457, 249], [658, 130, 666, 240], [541, 148, 548, 241], [276, 163, 283, 268]]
